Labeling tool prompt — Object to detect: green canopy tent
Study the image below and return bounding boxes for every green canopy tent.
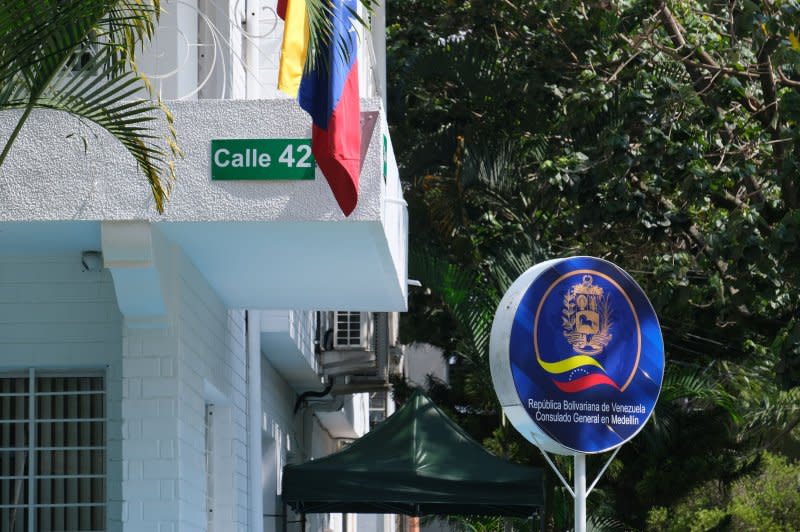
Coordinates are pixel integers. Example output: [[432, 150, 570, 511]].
[[282, 391, 544, 517]]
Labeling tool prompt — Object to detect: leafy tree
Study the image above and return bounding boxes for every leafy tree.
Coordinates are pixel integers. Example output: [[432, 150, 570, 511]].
[[389, 0, 800, 528], [646, 452, 800, 532]]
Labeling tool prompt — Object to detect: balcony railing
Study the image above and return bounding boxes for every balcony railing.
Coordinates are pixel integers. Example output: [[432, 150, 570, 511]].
[[137, 0, 385, 101]]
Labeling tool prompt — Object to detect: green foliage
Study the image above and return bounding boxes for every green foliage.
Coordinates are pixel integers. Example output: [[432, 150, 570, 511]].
[[0, 0, 180, 212], [646, 505, 728, 532], [645, 480, 729, 532], [728, 453, 800, 531], [304, 0, 379, 72], [439, 515, 533, 532], [390, 0, 800, 528], [645, 452, 800, 532]]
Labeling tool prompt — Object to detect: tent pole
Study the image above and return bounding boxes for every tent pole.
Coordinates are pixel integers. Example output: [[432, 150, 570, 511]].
[[574, 453, 586, 532]]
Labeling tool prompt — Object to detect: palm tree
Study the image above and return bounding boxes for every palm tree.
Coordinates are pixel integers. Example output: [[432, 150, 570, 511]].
[[0, 0, 378, 213], [303, 0, 379, 69], [0, 0, 179, 213]]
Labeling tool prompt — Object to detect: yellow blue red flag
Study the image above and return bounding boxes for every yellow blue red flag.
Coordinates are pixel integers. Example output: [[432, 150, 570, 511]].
[[278, 0, 361, 216]]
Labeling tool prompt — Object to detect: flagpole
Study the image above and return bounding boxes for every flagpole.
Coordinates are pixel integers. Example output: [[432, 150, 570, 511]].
[[574, 453, 587, 532]]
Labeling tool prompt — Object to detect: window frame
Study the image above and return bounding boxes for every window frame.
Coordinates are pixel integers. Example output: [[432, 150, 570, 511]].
[[0, 368, 107, 532]]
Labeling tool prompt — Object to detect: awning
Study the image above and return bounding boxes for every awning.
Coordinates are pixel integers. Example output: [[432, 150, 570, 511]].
[[282, 391, 543, 517]]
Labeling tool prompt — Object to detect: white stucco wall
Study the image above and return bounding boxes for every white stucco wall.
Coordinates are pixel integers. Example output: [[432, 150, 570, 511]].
[[0, 99, 387, 223], [404, 343, 448, 388], [118, 230, 250, 532], [0, 255, 124, 530], [0, 97, 408, 311], [175, 252, 249, 531], [260, 351, 297, 532]]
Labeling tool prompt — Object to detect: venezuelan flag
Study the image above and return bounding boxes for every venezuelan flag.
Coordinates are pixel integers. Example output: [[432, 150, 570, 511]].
[[278, 0, 362, 216], [538, 355, 620, 393]]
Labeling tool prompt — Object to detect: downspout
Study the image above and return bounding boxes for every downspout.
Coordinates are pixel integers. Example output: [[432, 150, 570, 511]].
[[374, 312, 389, 381], [296, 381, 348, 440], [293, 379, 334, 414], [246, 310, 264, 531]]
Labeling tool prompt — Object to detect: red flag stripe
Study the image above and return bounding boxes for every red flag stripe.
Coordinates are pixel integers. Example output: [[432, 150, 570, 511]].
[[310, 59, 360, 216], [552, 374, 620, 393], [277, 0, 287, 20]]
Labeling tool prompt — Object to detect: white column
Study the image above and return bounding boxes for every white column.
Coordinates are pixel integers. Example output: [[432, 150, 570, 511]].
[[370, 0, 387, 107], [244, 0, 263, 99], [247, 310, 264, 530]]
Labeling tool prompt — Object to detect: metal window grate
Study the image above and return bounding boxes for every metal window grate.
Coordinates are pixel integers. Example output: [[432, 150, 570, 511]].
[[0, 371, 106, 532]]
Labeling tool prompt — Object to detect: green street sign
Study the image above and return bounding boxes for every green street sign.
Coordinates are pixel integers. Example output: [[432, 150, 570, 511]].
[[211, 139, 316, 180]]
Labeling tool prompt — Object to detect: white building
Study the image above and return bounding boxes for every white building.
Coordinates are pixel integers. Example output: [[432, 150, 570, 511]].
[[0, 1, 406, 531], [403, 343, 448, 390]]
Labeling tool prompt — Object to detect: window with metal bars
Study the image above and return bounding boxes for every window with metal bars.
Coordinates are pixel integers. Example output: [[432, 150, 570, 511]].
[[0, 370, 106, 532]]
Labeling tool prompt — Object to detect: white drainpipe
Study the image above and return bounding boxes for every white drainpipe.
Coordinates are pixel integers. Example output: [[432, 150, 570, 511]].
[[247, 310, 264, 531]]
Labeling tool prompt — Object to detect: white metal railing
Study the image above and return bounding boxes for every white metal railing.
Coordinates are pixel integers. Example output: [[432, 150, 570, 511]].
[[381, 125, 409, 298], [136, 0, 384, 101]]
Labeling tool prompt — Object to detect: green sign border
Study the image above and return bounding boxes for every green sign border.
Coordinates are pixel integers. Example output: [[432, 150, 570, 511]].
[[211, 139, 316, 181]]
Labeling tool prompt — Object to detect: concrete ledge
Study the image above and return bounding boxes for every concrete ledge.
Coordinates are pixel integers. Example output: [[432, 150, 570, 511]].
[[0, 98, 408, 311], [0, 98, 385, 222]]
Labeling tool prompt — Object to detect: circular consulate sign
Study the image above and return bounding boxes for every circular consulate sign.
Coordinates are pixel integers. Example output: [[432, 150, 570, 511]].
[[490, 257, 664, 455]]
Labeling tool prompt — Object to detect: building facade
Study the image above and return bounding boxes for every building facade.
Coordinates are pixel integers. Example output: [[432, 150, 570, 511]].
[[0, 1, 406, 531]]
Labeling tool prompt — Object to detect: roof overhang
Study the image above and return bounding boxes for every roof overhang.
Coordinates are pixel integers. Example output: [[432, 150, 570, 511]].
[[0, 99, 407, 312]]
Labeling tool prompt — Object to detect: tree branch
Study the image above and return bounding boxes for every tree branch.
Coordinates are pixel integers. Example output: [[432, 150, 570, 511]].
[[756, 37, 798, 209], [756, 37, 780, 129], [653, 2, 795, 211], [777, 67, 800, 90], [654, 1, 715, 93]]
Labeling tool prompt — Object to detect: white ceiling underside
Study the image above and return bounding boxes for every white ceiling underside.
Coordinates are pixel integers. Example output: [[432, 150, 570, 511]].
[[0, 220, 406, 311]]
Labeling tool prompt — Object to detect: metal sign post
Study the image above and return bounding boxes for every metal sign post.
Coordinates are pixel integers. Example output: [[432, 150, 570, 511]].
[[574, 453, 586, 532], [532, 431, 620, 532], [490, 257, 664, 530]]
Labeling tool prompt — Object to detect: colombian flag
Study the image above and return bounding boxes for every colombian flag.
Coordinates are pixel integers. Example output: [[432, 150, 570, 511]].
[[277, 0, 307, 96], [278, 0, 362, 216]]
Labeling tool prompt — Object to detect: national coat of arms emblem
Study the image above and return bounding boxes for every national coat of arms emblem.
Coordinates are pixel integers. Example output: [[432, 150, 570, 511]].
[[491, 256, 665, 454], [562, 274, 612, 356]]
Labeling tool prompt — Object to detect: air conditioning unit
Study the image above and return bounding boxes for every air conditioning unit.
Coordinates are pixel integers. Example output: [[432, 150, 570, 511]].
[[333, 311, 372, 350]]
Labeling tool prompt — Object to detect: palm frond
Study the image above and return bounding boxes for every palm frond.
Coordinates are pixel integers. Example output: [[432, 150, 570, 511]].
[[587, 515, 630, 531], [304, 0, 379, 72], [409, 249, 502, 361], [744, 386, 800, 443], [409, 250, 475, 308], [0, 0, 178, 213], [42, 49, 176, 209], [659, 364, 738, 421]]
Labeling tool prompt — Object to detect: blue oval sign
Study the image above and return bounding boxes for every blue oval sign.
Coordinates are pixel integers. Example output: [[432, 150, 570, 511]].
[[490, 257, 664, 454]]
